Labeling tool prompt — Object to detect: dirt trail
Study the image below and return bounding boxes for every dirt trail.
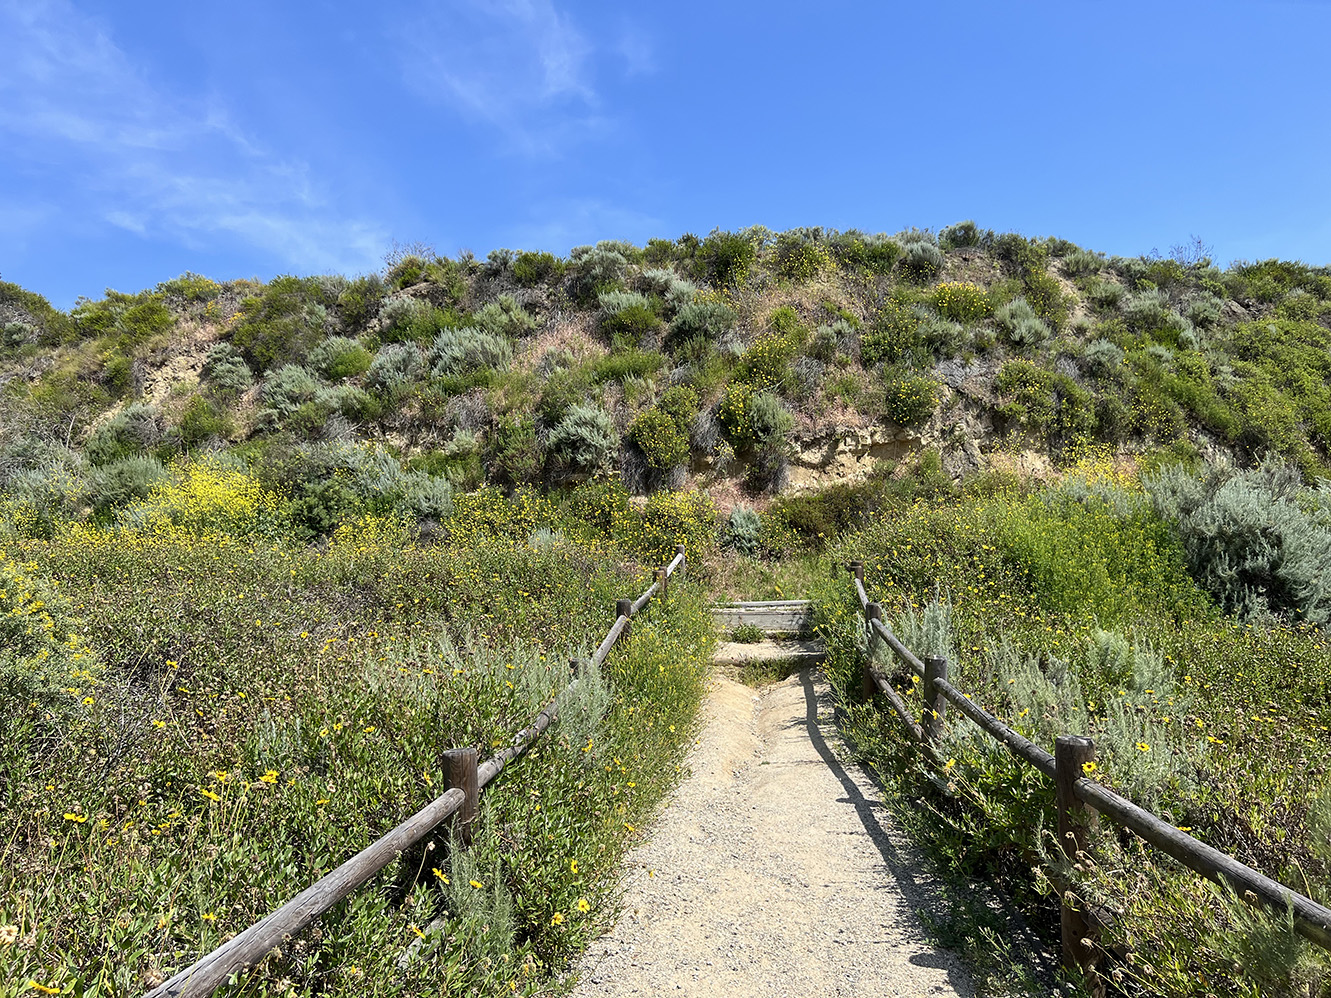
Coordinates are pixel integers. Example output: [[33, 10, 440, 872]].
[[570, 669, 973, 997]]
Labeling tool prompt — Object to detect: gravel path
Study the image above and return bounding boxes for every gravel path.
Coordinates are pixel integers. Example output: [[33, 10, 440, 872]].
[[569, 668, 973, 997]]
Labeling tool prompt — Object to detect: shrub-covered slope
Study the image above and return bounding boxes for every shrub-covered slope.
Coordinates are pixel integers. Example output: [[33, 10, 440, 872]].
[[3, 224, 1330, 533]]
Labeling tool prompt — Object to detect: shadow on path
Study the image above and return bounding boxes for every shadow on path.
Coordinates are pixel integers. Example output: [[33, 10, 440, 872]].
[[795, 664, 1058, 996]]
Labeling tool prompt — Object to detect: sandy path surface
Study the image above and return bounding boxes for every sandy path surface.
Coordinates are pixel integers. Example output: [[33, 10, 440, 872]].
[[569, 669, 973, 997]]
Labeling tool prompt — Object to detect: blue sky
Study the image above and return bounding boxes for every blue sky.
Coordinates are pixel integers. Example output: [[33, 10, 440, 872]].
[[2, 0, 1330, 308]]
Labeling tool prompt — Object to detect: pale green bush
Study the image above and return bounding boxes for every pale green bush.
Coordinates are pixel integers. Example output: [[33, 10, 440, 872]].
[[1145, 460, 1331, 624], [431, 326, 512, 377], [202, 342, 255, 397], [365, 342, 424, 393], [84, 403, 164, 465], [724, 504, 763, 555], [548, 403, 619, 476]]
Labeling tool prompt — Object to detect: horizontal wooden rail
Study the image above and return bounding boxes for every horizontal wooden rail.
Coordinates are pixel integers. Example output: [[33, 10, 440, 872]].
[[629, 581, 658, 615], [868, 617, 926, 677], [145, 788, 467, 997], [850, 559, 1331, 975], [592, 615, 628, 666], [1072, 777, 1331, 949], [146, 546, 687, 998], [866, 665, 925, 743], [932, 677, 1056, 779]]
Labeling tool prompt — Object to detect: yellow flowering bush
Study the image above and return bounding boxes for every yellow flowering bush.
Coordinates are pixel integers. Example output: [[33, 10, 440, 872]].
[[931, 281, 990, 323], [124, 459, 284, 537]]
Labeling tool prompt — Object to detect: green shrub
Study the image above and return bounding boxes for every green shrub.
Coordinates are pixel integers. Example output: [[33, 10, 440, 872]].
[[639, 268, 698, 314], [994, 297, 1050, 350], [84, 403, 164, 465], [260, 364, 320, 418], [667, 300, 736, 348], [992, 232, 1047, 275], [307, 336, 373, 380], [773, 232, 831, 282], [334, 274, 386, 333], [485, 416, 543, 489], [598, 290, 660, 347], [475, 295, 537, 338], [938, 220, 985, 250], [861, 295, 923, 366], [567, 244, 629, 304], [881, 366, 940, 426], [898, 241, 944, 283], [1022, 268, 1071, 330], [1062, 249, 1104, 277], [723, 504, 763, 555], [695, 229, 757, 288], [731, 622, 765, 643], [384, 253, 429, 289], [627, 408, 689, 470], [918, 315, 966, 357], [656, 385, 699, 434], [932, 281, 990, 323], [0, 280, 74, 344], [230, 276, 334, 371], [1087, 279, 1126, 311], [736, 330, 799, 392], [376, 296, 432, 341], [202, 343, 255, 397], [1186, 293, 1225, 328], [1083, 338, 1126, 377], [717, 385, 792, 453], [1145, 461, 1331, 624], [512, 250, 563, 286], [995, 361, 1095, 451], [178, 395, 232, 448], [548, 403, 618, 477], [365, 343, 423, 395], [87, 454, 168, 513], [430, 327, 512, 377], [827, 231, 901, 274]]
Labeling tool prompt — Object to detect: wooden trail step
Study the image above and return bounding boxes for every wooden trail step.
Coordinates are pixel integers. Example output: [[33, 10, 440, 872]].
[[711, 600, 811, 635]]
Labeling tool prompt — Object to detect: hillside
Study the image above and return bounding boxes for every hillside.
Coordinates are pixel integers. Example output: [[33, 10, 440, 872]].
[[2, 224, 1330, 537]]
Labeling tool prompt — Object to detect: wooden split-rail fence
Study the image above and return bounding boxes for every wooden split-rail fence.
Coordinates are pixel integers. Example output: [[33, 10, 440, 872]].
[[144, 545, 688, 998], [844, 559, 1331, 990]]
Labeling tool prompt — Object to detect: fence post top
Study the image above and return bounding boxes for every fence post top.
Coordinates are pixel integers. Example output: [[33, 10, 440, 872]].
[[1056, 734, 1096, 751], [866, 602, 883, 619], [675, 542, 686, 555]]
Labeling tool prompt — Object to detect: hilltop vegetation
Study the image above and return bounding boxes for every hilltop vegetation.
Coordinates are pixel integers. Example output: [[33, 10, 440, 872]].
[[3, 224, 1331, 543]]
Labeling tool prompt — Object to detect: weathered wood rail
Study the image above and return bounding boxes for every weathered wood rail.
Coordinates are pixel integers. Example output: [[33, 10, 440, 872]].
[[710, 599, 811, 634], [843, 558, 1331, 988], [144, 545, 687, 998]]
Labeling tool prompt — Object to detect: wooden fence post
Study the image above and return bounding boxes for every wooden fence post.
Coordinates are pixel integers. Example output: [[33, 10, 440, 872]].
[[658, 566, 668, 601], [616, 598, 633, 639], [921, 655, 949, 744], [1055, 735, 1100, 987], [864, 603, 883, 700], [443, 747, 479, 847], [847, 560, 864, 583], [676, 543, 686, 578]]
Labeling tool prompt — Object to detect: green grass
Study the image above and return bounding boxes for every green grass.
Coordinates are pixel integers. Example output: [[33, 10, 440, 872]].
[[809, 461, 1331, 996], [0, 488, 713, 997]]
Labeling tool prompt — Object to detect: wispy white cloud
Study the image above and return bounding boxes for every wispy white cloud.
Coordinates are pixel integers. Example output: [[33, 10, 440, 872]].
[[0, 0, 387, 275], [395, 0, 606, 155]]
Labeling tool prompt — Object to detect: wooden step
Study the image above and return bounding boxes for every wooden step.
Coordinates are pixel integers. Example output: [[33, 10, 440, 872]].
[[711, 600, 812, 635]]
